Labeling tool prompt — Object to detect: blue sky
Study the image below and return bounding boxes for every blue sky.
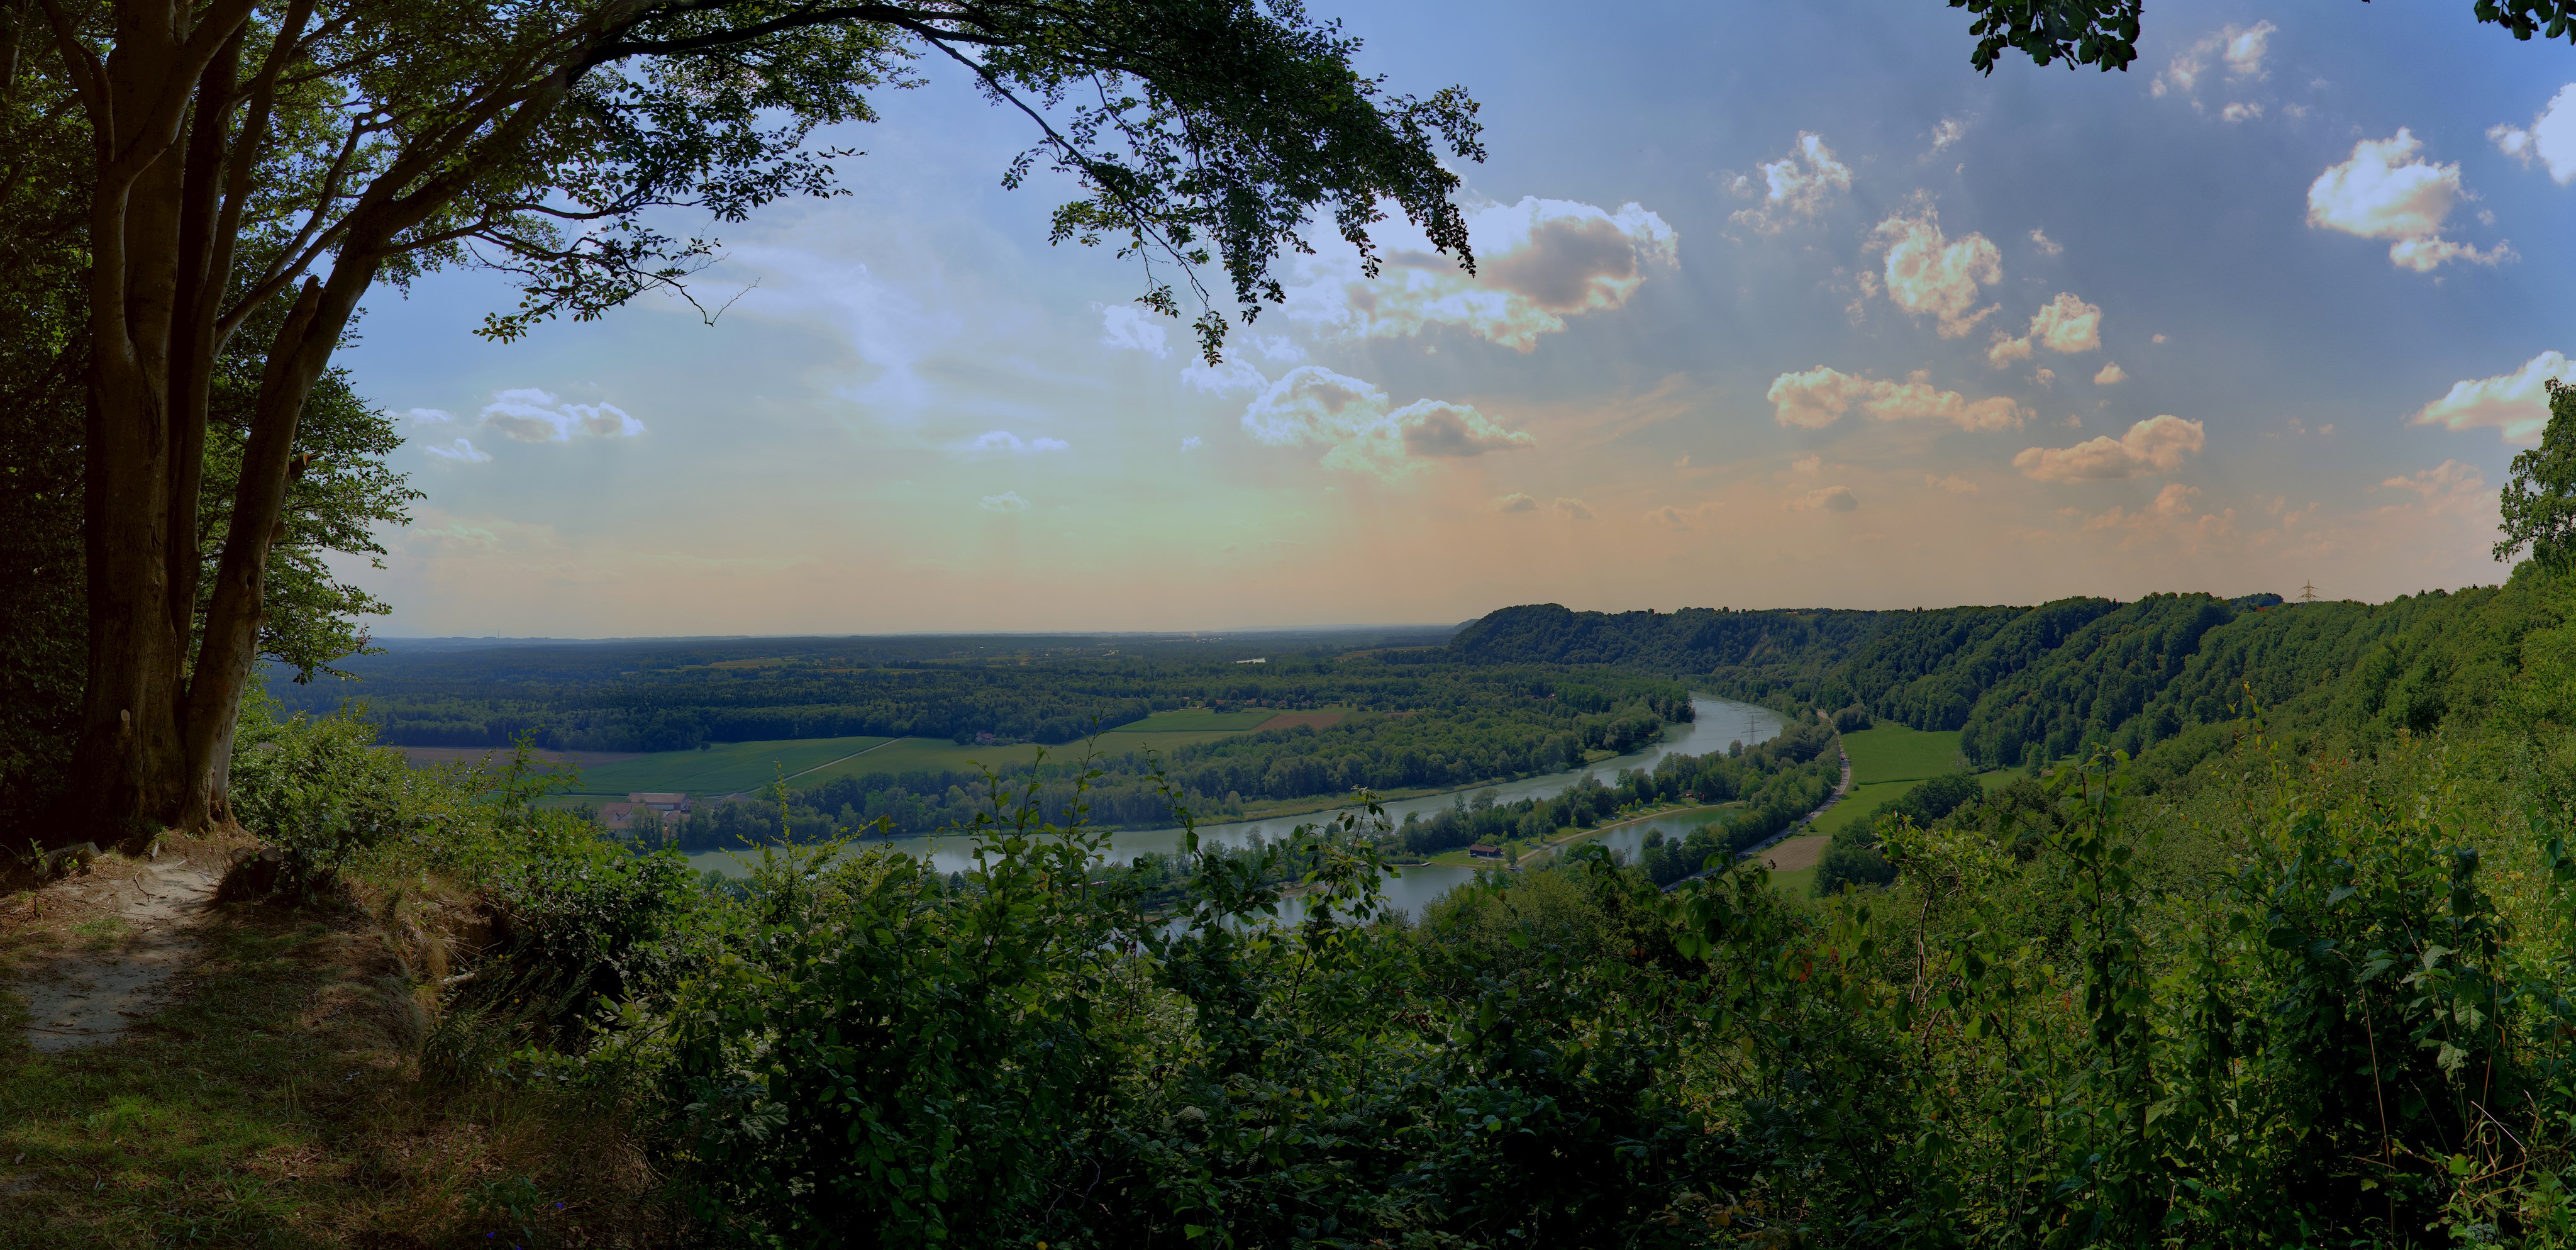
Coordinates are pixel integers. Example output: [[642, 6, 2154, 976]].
[[342, 0, 2576, 635]]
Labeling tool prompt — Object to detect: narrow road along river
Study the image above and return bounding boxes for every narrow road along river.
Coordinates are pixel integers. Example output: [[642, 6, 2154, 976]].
[[687, 695, 1787, 919]]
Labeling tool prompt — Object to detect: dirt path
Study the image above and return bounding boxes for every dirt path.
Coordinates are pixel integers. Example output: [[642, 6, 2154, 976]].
[[13, 854, 221, 1052]]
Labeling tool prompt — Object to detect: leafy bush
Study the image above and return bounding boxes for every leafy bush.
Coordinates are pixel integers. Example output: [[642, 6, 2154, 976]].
[[228, 695, 418, 895]]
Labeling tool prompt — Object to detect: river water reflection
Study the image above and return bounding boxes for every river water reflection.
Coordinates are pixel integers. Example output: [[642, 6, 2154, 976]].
[[685, 695, 1786, 919]]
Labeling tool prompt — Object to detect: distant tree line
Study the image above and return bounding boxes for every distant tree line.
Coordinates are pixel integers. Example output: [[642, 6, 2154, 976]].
[[275, 646, 1688, 754]]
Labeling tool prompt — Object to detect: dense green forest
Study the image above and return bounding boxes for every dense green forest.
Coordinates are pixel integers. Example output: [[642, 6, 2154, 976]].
[[1452, 584, 2525, 773]]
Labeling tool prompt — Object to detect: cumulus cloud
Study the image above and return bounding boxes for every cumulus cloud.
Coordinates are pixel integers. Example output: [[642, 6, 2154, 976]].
[[2307, 130, 2512, 272], [424, 437, 491, 463], [1095, 304, 1170, 357], [1180, 436, 1203, 451], [1929, 118, 1967, 155], [1496, 493, 1538, 513], [1871, 211, 2001, 337], [979, 491, 1030, 513], [2029, 228, 2063, 257], [952, 430, 1070, 455], [2377, 460, 2490, 517], [1553, 497, 1594, 520], [2094, 362, 2127, 386], [1766, 366, 2028, 432], [2031, 292, 2103, 352], [2154, 21, 2275, 111], [1729, 133, 1853, 233], [2012, 415, 2206, 481], [2221, 102, 2262, 123], [1991, 293, 2105, 364], [2490, 84, 2576, 184], [1238, 366, 1534, 479], [404, 407, 455, 423], [1787, 486, 1860, 513], [1283, 196, 1677, 352], [2409, 351, 2575, 443], [476, 389, 645, 443]]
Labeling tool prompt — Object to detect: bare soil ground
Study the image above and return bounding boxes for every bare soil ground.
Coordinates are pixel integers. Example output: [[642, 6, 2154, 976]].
[[15, 848, 224, 1053], [1760, 834, 1829, 874]]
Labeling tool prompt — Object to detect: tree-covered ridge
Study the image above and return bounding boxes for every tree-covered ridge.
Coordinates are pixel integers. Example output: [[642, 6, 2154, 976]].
[[1449, 584, 2544, 769]]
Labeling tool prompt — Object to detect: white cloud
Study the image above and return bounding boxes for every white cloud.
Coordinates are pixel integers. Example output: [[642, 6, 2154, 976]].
[[2307, 130, 2512, 272], [1872, 211, 2001, 337], [1238, 366, 1534, 479], [1283, 196, 1677, 352], [2029, 292, 2103, 353], [1180, 436, 1203, 451], [476, 389, 645, 443], [1182, 357, 1269, 396], [2222, 21, 2276, 76], [1925, 474, 1979, 494], [2012, 415, 2206, 481], [1496, 493, 1538, 513], [1787, 486, 1860, 513], [1767, 366, 2028, 432], [979, 491, 1030, 513], [1553, 497, 1594, 520], [2490, 84, 2576, 184], [2033, 367, 2057, 388], [424, 437, 491, 463], [2221, 102, 2263, 123], [1729, 133, 1853, 233], [1095, 304, 1170, 358], [2028, 228, 2062, 257], [2155, 21, 2276, 101], [404, 407, 455, 423], [1929, 118, 1967, 155], [2376, 460, 2490, 517], [2153, 333, 2168, 344], [1987, 293, 2099, 366], [2094, 362, 2127, 386], [2409, 351, 2574, 443], [952, 430, 1070, 455]]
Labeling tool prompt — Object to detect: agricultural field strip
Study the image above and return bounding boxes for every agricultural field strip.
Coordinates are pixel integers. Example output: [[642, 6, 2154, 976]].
[[562, 735, 892, 796]]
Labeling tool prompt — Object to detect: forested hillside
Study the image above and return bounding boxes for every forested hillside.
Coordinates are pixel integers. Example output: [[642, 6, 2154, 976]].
[[1452, 584, 2530, 770]]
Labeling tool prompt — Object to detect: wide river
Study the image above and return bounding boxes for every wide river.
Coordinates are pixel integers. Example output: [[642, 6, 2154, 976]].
[[685, 695, 1788, 919]]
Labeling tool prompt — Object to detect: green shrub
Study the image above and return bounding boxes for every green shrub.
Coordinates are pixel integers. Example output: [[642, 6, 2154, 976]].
[[228, 696, 416, 895]]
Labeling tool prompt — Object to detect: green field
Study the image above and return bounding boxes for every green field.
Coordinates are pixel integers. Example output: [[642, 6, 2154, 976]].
[[1105, 708, 1279, 732], [1810, 779, 1921, 836], [562, 735, 891, 796], [1839, 725, 1967, 784], [1804, 727, 2010, 837]]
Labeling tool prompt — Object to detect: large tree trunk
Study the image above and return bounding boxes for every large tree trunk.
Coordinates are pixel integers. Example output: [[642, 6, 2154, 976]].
[[181, 270, 367, 827], [56, 3, 260, 847]]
